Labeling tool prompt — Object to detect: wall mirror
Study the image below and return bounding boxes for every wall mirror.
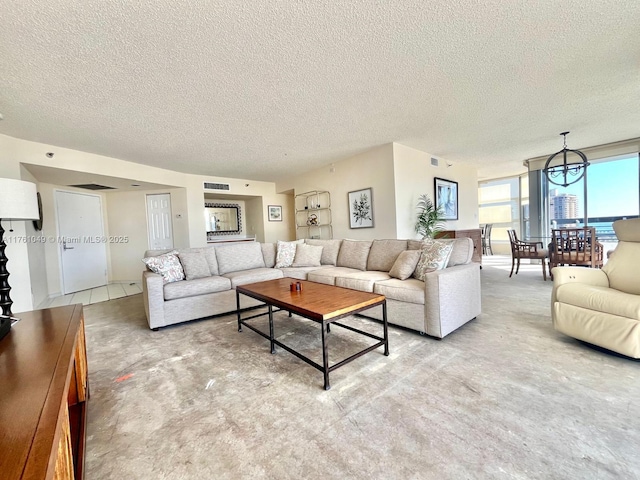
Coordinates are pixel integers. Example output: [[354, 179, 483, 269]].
[[205, 203, 242, 234]]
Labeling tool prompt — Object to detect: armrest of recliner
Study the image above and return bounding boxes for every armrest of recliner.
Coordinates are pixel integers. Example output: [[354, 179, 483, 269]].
[[550, 266, 610, 310], [551, 266, 610, 288], [142, 270, 165, 329]]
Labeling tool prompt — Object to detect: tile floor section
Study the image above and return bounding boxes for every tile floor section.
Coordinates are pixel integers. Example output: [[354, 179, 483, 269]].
[[38, 282, 143, 309]]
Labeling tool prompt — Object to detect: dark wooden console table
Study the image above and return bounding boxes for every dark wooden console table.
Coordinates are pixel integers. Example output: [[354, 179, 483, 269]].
[[0, 304, 88, 480]]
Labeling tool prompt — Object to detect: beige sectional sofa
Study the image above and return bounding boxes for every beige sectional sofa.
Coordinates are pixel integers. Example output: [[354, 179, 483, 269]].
[[142, 238, 481, 338]]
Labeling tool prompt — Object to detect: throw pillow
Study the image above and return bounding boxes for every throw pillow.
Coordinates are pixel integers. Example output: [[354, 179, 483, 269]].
[[336, 239, 373, 270], [389, 250, 421, 280], [305, 239, 342, 265], [177, 251, 211, 280], [275, 240, 304, 268], [367, 239, 408, 272], [203, 247, 220, 275], [292, 243, 323, 267], [412, 239, 454, 281], [142, 251, 185, 284]]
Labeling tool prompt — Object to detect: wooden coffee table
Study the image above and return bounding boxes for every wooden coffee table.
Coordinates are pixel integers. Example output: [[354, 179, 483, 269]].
[[236, 278, 389, 390]]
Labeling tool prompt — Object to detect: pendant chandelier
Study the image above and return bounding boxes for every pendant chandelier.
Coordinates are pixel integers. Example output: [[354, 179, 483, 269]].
[[543, 131, 590, 187]]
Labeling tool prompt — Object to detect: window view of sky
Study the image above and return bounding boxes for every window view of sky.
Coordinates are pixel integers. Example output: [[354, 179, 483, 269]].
[[553, 155, 639, 219]]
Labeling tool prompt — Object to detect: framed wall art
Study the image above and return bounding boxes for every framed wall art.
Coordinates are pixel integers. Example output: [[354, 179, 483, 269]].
[[268, 205, 282, 221], [434, 177, 458, 220], [348, 187, 374, 228]]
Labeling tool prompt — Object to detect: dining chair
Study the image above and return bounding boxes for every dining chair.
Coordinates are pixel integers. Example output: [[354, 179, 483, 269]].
[[507, 229, 548, 280], [483, 224, 493, 255], [549, 227, 603, 279]]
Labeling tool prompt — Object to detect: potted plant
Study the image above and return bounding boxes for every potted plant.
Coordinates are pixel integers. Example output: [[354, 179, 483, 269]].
[[415, 194, 446, 239]]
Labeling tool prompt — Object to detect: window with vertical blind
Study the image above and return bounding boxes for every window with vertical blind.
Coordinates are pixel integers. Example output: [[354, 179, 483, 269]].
[[478, 175, 528, 252]]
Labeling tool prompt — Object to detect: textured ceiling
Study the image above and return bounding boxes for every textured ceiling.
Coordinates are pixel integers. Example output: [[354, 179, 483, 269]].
[[1, 1, 639, 182]]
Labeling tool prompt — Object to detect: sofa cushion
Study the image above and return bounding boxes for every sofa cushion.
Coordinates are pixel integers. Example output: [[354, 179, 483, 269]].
[[261, 243, 276, 268], [336, 239, 372, 270], [305, 239, 342, 265], [389, 250, 421, 280], [216, 243, 266, 275], [307, 267, 362, 285], [367, 239, 408, 272], [275, 240, 304, 268], [447, 237, 474, 267], [279, 265, 333, 280], [202, 248, 220, 275], [292, 243, 323, 267], [336, 271, 392, 293], [407, 240, 423, 250], [223, 267, 284, 287], [142, 251, 185, 284], [413, 239, 454, 281], [556, 283, 640, 320], [177, 251, 211, 280], [163, 276, 231, 300], [374, 278, 425, 305], [602, 241, 640, 295]]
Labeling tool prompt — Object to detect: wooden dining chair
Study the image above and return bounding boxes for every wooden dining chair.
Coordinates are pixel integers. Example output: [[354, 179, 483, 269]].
[[549, 227, 603, 279], [507, 229, 548, 280]]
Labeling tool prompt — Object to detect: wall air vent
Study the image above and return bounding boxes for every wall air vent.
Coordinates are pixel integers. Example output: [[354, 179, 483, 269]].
[[204, 182, 230, 191], [69, 183, 116, 190], [430, 157, 439, 167]]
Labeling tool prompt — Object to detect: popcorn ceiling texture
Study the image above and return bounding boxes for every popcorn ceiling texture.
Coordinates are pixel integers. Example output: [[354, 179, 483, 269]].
[[1, 1, 639, 181]]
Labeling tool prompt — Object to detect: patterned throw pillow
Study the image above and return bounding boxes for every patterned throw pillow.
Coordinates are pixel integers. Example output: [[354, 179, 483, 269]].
[[389, 250, 421, 280], [292, 243, 323, 267], [142, 251, 185, 284], [412, 239, 454, 281], [275, 240, 304, 268]]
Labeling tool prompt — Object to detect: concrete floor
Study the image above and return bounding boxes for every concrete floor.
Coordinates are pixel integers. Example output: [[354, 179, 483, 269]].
[[83, 260, 640, 479]]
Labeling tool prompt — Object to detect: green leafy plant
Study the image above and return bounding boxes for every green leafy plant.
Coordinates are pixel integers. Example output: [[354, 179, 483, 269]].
[[415, 194, 446, 239]]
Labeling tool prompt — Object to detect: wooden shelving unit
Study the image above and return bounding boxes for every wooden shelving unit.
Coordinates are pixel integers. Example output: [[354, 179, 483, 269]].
[[295, 190, 333, 239]]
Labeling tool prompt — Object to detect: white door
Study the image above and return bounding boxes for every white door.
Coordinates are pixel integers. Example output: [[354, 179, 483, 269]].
[[146, 194, 174, 250], [55, 191, 108, 294]]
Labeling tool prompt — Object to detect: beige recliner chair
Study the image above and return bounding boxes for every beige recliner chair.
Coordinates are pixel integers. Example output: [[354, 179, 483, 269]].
[[551, 218, 640, 359]]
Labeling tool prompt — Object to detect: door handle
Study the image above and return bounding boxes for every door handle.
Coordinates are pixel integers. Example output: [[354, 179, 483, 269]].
[[63, 240, 75, 251]]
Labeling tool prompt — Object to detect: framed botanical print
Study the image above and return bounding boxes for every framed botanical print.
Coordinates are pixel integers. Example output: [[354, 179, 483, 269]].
[[348, 188, 374, 228]]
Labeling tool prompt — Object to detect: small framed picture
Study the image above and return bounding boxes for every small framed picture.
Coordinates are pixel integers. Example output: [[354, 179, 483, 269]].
[[268, 205, 282, 222], [348, 188, 374, 228], [434, 177, 458, 220]]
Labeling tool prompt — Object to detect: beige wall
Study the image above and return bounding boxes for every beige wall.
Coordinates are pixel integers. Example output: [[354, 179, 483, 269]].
[[107, 188, 189, 282], [279, 144, 397, 240], [20, 165, 48, 308], [0, 133, 288, 307], [261, 193, 296, 243], [393, 143, 479, 239]]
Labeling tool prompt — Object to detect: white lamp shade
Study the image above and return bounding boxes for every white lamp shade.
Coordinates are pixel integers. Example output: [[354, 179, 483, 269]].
[[0, 178, 39, 220]]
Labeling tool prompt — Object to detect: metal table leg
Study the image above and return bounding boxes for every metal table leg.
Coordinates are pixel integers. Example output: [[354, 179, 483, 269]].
[[236, 291, 242, 332], [268, 304, 275, 354], [322, 320, 330, 390], [383, 301, 389, 356]]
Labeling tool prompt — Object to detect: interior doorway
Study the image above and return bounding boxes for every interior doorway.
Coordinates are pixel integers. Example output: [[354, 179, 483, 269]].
[[146, 193, 174, 250], [55, 190, 108, 294]]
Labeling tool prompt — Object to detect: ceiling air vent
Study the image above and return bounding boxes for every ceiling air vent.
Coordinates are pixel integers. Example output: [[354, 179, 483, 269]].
[[69, 183, 116, 190], [204, 182, 230, 191], [430, 157, 439, 167]]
